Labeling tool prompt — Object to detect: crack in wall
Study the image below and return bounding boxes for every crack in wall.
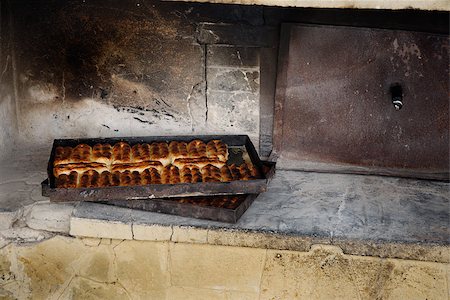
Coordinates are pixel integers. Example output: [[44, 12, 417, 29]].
[[204, 44, 208, 123]]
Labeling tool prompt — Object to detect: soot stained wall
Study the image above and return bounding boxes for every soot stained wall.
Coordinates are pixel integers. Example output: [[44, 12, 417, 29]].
[[3, 0, 266, 152]]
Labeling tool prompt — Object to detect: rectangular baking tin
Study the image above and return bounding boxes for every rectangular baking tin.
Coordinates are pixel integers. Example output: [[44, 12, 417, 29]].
[[105, 194, 258, 224], [42, 135, 270, 202]]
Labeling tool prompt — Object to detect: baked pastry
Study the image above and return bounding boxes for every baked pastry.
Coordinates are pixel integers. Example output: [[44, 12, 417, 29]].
[[201, 165, 222, 182], [111, 161, 163, 173], [112, 142, 132, 164], [161, 165, 181, 184], [180, 165, 202, 183], [54, 162, 108, 177], [99, 171, 112, 187], [206, 140, 228, 162], [119, 170, 132, 186], [131, 143, 152, 163], [169, 141, 189, 161], [228, 164, 242, 180], [78, 170, 100, 188], [71, 144, 92, 164], [52, 139, 257, 188], [54, 146, 73, 165], [238, 163, 259, 180], [92, 144, 113, 165], [141, 168, 162, 184], [172, 157, 226, 169], [111, 171, 121, 186], [187, 140, 207, 158], [220, 165, 233, 182], [150, 142, 171, 166], [56, 171, 78, 188]]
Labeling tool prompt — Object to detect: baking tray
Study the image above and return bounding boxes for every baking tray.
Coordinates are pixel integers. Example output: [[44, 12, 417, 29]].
[[103, 194, 258, 223], [42, 135, 274, 202]]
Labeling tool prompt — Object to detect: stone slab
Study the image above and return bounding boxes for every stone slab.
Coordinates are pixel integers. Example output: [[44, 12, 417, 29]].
[[72, 170, 449, 262], [25, 203, 75, 233]]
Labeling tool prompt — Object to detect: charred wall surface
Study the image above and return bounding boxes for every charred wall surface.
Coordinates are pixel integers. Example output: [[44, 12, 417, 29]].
[[1, 0, 448, 157], [3, 0, 268, 152]]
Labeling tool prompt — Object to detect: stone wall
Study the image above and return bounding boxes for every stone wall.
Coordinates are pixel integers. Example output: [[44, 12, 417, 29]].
[[0, 236, 448, 299], [0, 2, 18, 159], [1, 0, 272, 153]]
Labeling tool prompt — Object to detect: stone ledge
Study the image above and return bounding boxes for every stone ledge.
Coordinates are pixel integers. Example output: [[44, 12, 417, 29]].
[[1, 151, 448, 263], [169, 0, 450, 11]]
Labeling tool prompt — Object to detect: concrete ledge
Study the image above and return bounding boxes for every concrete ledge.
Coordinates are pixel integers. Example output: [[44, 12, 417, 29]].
[[67, 170, 449, 263], [70, 217, 133, 240], [167, 0, 450, 11]]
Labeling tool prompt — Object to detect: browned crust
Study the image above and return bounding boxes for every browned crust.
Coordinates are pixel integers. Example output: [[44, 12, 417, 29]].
[[111, 161, 163, 173], [53, 162, 108, 177], [112, 142, 132, 164], [161, 165, 181, 184], [99, 171, 112, 187], [141, 168, 162, 184], [71, 144, 92, 164], [131, 143, 152, 163], [150, 142, 171, 165], [169, 141, 189, 161], [55, 171, 79, 188], [54, 146, 73, 166], [92, 144, 113, 164], [112, 171, 121, 186], [180, 165, 202, 183], [187, 139, 207, 158], [78, 170, 100, 188], [220, 165, 233, 182], [201, 165, 222, 182], [172, 157, 226, 169], [206, 140, 228, 162]]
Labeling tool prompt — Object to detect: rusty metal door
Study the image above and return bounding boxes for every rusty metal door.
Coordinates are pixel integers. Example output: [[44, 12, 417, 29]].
[[273, 24, 449, 180]]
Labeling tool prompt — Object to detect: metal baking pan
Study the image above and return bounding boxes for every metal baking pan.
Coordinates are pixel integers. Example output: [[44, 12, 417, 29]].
[[42, 135, 274, 202], [104, 194, 258, 223]]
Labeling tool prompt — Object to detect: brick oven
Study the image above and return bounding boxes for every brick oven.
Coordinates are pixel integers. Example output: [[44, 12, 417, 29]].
[[0, 0, 448, 298]]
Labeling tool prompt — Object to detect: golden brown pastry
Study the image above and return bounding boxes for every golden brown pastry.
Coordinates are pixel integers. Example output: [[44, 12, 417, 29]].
[[92, 144, 113, 165], [172, 157, 226, 169], [71, 144, 92, 163], [161, 165, 181, 184], [201, 165, 222, 182], [98, 171, 112, 187], [78, 170, 100, 188], [131, 171, 142, 186], [111, 171, 121, 186], [54, 146, 73, 166], [150, 142, 171, 166], [206, 140, 228, 162], [220, 165, 233, 182], [56, 171, 78, 188], [180, 165, 202, 183], [238, 163, 259, 180], [53, 162, 108, 177], [131, 143, 152, 163], [228, 164, 242, 181], [141, 168, 162, 184], [169, 141, 189, 161], [119, 171, 133, 186], [112, 142, 132, 164], [111, 161, 163, 173], [187, 139, 207, 158]]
